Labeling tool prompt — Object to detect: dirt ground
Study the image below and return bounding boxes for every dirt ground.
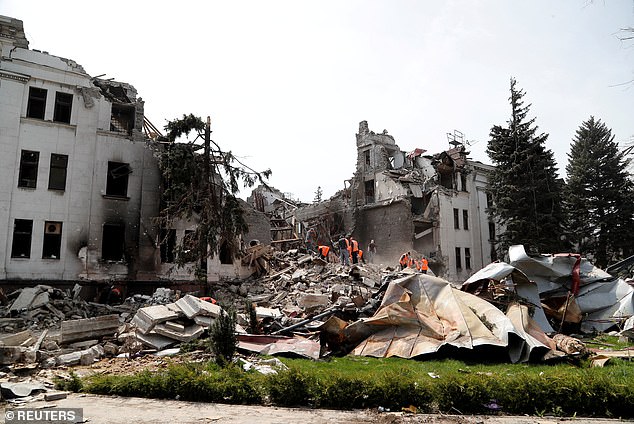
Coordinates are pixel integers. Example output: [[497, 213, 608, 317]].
[[2, 393, 630, 424]]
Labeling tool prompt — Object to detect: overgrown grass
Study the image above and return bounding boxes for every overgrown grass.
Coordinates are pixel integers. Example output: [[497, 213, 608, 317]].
[[61, 356, 634, 418]]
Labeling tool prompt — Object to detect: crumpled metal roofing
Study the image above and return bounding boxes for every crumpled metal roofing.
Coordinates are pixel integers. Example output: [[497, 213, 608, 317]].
[[350, 273, 553, 362]]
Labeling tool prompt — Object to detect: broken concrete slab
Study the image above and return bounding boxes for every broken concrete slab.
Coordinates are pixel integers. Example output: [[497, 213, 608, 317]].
[[175, 295, 222, 319], [153, 323, 204, 342], [0, 330, 34, 347], [0, 346, 26, 365], [193, 316, 215, 327], [44, 391, 69, 401], [61, 314, 120, 344], [9, 286, 49, 312], [131, 304, 180, 334], [255, 307, 282, 320], [297, 294, 329, 310], [135, 331, 176, 350], [0, 381, 46, 398]]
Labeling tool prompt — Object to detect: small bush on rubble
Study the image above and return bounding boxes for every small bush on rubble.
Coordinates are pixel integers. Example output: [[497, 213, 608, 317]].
[[210, 305, 237, 366]]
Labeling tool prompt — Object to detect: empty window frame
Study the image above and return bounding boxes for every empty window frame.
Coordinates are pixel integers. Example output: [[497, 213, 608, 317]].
[[364, 150, 371, 168], [488, 221, 496, 241], [463, 210, 469, 230], [53, 92, 73, 124], [460, 173, 468, 192], [453, 208, 459, 229], [26, 87, 47, 119], [106, 161, 131, 197], [160, 228, 176, 263], [11, 219, 33, 258], [219, 240, 233, 264], [465, 247, 471, 270], [42, 221, 62, 259], [18, 150, 39, 188], [364, 179, 375, 204], [181, 229, 197, 263], [110, 104, 135, 135], [102, 223, 125, 261], [455, 247, 462, 270], [48, 154, 68, 190]]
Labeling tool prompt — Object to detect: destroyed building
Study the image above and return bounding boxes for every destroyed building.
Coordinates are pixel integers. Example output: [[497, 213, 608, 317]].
[[293, 121, 499, 283], [0, 16, 267, 287]]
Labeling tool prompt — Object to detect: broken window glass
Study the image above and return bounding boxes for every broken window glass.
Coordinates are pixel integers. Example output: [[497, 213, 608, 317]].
[[18, 150, 39, 188], [42, 221, 62, 259], [53, 92, 73, 124], [11, 219, 33, 258], [26, 87, 47, 119], [48, 153, 68, 190]]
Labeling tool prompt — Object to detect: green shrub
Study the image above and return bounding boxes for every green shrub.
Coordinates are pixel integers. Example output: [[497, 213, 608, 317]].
[[210, 305, 237, 366]]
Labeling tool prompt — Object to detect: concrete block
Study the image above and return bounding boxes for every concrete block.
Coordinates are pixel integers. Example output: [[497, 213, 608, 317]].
[[0, 330, 34, 347], [9, 287, 49, 312], [175, 295, 222, 319], [0, 346, 26, 365], [135, 331, 175, 350], [56, 351, 81, 366], [131, 304, 180, 334], [60, 314, 120, 344], [164, 321, 185, 332], [45, 391, 69, 401], [255, 307, 282, 319], [193, 316, 215, 327], [297, 294, 329, 310], [154, 323, 204, 342]]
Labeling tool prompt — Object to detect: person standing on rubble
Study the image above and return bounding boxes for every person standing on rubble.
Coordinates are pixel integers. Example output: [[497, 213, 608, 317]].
[[367, 239, 377, 263], [305, 227, 317, 253], [420, 256, 429, 274], [338, 235, 350, 265], [349, 236, 360, 264]]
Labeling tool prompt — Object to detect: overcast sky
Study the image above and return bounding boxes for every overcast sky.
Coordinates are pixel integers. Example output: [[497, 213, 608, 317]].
[[4, 1, 634, 203]]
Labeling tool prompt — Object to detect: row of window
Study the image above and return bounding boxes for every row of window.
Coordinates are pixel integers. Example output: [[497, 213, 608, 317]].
[[27, 87, 73, 124], [453, 208, 469, 230], [17, 149, 131, 197], [11, 219, 126, 262]]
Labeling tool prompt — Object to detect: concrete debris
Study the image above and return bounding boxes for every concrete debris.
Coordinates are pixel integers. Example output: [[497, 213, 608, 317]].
[[175, 295, 221, 319], [61, 315, 120, 344], [0, 381, 46, 398]]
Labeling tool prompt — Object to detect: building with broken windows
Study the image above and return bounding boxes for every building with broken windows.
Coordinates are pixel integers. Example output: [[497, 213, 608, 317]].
[[294, 121, 498, 283], [0, 16, 267, 286]]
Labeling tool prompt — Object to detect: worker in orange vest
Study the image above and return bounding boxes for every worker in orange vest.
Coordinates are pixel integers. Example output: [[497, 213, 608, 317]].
[[421, 256, 429, 274], [399, 252, 410, 270], [348, 236, 360, 264], [352, 249, 366, 264], [317, 245, 330, 261]]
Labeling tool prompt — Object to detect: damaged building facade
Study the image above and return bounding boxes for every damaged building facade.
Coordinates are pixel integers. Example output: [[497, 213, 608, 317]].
[[294, 121, 498, 283], [0, 16, 264, 286]]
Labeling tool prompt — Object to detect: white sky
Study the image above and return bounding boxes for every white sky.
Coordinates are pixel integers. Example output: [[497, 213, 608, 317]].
[[4, 1, 634, 203]]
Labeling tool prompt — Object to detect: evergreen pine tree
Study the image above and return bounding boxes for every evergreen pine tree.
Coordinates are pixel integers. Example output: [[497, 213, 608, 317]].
[[564, 117, 634, 268], [487, 78, 566, 256]]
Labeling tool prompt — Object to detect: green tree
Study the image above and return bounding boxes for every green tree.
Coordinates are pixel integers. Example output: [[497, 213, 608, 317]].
[[486, 78, 566, 256], [156, 114, 271, 277], [313, 186, 323, 203], [564, 117, 634, 267]]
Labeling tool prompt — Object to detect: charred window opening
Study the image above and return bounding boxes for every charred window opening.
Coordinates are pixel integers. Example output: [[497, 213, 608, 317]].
[[27, 87, 47, 119], [18, 150, 39, 188], [42, 221, 62, 259], [11, 219, 33, 258], [364, 150, 371, 169], [106, 161, 131, 197], [110, 103, 135, 135], [102, 223, 125, 262], [463, 210, 469, 230], [48, 153, 68, 190], [455, 247, 462, 270], [465, 247, 471, 270], [453, 208, 459, 229], [486, 192, 493, 209], [53, 92, 73, 124], [364, 179, 375, 204], [439, 171, 454, 189], [160, 228, 176, 263], [219, 240, 233, 264]]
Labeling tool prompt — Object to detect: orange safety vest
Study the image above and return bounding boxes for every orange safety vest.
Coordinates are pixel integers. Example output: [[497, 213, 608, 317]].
[[399, 254, 409, 266], [318, 245, 330, 257], [349, 239, 359, 252], [421, 258, 428, 271]]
